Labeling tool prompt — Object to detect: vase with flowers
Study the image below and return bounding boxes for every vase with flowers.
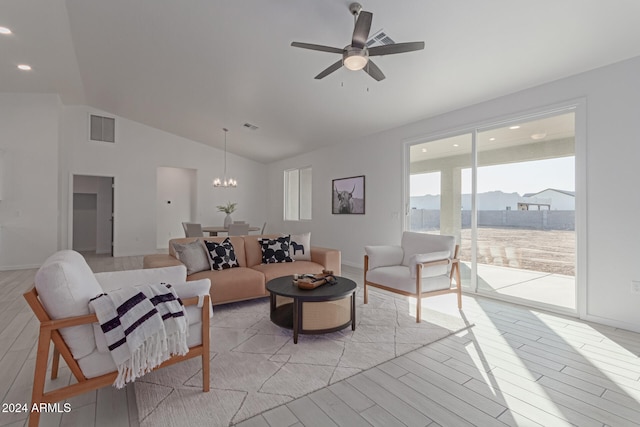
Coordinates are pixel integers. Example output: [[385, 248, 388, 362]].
[[217, 201, 237, 229]]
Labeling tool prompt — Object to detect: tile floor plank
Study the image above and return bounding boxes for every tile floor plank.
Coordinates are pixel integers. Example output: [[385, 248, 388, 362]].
[[359, 405, 405, 427], [4, 260, 640, 427], [347, 371, 433, 427], [384, 358, 507, 418], [397, 372, 508, 426], [308, 388, 371, 427], [488, 367, 623, 427], [234, 415, 270, 427], [363, 368, 480, 427], [262, 405, 302, 427], [326, 381, 374, 413], [286, 397, 339, 427]]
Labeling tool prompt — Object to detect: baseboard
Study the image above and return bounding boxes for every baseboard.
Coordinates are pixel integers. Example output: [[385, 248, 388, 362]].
[[582, 313, 640, 334], [0, 263, 41, 271], [342, 260, 363, 269]]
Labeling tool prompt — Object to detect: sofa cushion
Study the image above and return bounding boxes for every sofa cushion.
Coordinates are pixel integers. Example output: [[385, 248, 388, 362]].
[[252, 260, 325, 283], [169, 237, 248, 267], [188, 268, 266, 304], [367, 265, 452, 295], [204, 238, 239, 270], [258, 236, 293, 264], [408, 251, 451, 279], [365, 245, 404, 270], [172, 240, 210, 275], [79, 320, 203, 378], [95, 265, 187, 292], [401, 232, 455, 268], [244, 234, 277, 267], [35, 250, 102, 359], [288, 232, 311, 261]]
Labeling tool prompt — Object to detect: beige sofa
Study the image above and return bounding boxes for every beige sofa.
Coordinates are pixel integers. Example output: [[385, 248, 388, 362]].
[[143, 234, 341, 305]]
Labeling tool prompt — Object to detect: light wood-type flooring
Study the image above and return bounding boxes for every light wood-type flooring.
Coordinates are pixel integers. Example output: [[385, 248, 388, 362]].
[[1, 254, 640, 426]]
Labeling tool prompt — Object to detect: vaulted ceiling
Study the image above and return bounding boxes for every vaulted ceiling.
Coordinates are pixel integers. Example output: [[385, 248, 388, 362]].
[[2, 0, 640, 163]]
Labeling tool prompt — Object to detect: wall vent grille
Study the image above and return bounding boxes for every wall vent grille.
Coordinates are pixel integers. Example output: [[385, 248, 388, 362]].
[[90, 114, 115, 143]]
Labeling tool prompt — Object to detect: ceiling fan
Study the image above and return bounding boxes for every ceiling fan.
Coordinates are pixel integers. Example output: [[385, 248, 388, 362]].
[[291, 2, 425, 81]]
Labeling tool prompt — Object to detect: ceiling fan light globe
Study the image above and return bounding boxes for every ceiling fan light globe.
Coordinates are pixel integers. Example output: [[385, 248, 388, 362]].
[[343, 46, 369, 71]]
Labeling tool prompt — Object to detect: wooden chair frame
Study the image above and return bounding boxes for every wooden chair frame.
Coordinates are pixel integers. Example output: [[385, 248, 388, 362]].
[[364, 245, 462, 323], [23, 288, 210, 427]]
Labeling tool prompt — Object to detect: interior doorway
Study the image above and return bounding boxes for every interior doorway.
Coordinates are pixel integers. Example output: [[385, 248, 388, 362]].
[[72, 175, 114, 256], [156, 167, 197, 249]]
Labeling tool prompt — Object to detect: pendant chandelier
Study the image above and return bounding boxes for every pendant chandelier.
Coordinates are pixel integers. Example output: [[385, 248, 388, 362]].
[[213, 128, 237, 188]]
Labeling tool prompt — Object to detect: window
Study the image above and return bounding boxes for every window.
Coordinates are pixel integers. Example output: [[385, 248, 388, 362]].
[[284, 167, 312, 220]]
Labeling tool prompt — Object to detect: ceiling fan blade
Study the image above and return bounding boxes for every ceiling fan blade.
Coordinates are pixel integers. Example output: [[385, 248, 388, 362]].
[[364, 59, 385, 81], [291, 42, 343, 54], [315, 59, 344, 79], [368, 41, 425, 56], [351, 11, 372, 49]]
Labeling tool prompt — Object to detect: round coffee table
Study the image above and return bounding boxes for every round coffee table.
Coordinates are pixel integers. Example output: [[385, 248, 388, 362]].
[[266, 275, 357, 344]]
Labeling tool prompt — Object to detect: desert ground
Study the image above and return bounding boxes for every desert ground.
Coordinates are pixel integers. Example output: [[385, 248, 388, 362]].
[[459, 227, 575, 276]]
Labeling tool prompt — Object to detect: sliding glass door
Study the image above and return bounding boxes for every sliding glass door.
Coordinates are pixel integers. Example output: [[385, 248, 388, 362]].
[[407, 110, 577, 313], [409, 133, 472, 290]]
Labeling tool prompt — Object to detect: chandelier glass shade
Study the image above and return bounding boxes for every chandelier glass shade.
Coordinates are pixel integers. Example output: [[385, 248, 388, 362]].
[[213, 128, 237, 188]]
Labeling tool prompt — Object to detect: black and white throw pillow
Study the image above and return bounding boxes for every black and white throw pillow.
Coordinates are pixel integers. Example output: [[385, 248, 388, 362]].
[[258, 236, 294, 264], [204, 238, 239, 271], [287, 232, 311, 261]]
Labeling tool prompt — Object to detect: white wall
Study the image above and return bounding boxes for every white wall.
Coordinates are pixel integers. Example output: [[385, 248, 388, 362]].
[[0, 97, 267, 268], [58, 106, 268, 257], [0, 149, 5, 200], [156, 167, 196, 248], [0, 94, 60, 269], [267, 55, 640, 331]]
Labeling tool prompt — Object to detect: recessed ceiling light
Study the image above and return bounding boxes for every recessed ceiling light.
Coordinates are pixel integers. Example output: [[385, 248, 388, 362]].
[[531, 133, 547, 140], [453, 144, 459, 147], [421, 148, 427, 153], [489, 137, 496, 141], [509, 125, 520, 130], [17, 64, 32, 71], [0, 26, 12, 35]]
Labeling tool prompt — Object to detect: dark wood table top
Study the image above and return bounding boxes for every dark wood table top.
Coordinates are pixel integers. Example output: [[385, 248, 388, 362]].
[[266, 275, 357, 301]]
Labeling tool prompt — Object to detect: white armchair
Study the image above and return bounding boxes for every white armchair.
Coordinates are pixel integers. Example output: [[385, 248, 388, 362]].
[[364, 232, 461, 322], [23, 250, 212, 427]]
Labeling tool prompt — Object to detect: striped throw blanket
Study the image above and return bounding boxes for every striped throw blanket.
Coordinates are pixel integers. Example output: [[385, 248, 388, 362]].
[[89, 283, 189, 388]]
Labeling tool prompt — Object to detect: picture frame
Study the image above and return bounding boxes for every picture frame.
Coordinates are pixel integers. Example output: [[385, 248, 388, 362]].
[[332, 175, 365, 214]]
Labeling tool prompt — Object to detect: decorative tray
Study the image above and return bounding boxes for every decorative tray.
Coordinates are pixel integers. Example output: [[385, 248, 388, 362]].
[[293, 270, 337, 290]]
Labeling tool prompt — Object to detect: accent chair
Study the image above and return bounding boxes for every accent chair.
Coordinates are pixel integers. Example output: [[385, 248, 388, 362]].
[[364, 231, 461, 322]]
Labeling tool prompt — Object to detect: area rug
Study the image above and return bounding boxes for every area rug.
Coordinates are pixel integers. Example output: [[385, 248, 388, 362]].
[[134, 287, 472, 427]]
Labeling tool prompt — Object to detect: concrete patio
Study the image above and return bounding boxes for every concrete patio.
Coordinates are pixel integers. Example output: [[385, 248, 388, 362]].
[[460, 262, 576, 311]]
